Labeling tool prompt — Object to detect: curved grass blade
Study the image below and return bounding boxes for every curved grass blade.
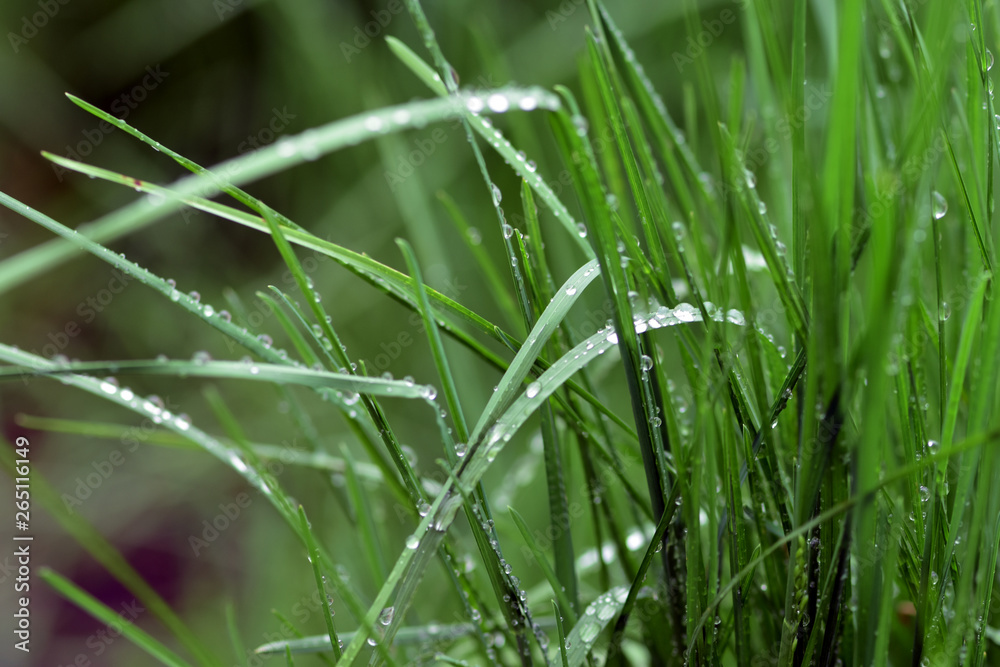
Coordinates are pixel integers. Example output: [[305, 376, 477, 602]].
[[338, 303, 740, 663], [2, 180, 630, 440], [553, 586, 631, 667], [254, 621, 482, 655], [0, 87, 559, 295], [0, 359, 435, 398], [385, 34, 594, 260], [469, 259, 601, 443], [40, 568, 193, 667], [0, 437, 220, 667]]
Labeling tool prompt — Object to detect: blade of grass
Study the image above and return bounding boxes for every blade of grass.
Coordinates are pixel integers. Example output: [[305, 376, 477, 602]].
[[39, 568, 194, 667]]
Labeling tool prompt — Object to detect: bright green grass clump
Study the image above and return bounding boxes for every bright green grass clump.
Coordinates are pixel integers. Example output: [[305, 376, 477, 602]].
[[2, 0, 1000, 665]]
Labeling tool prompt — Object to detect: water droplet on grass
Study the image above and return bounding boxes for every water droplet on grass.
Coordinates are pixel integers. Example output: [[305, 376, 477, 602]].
[[406, 534, 420, 549], [578, 622, 599, 642], [932, 191, 948, 219], [525, 381, 541, 398], [491, 182, 502, 205], [674, 303, 698, 322], [487, 93, 509, 112]]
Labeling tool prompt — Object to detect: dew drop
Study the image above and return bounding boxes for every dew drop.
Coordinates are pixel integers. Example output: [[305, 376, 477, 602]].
[[525, 381, 541, 398], [931, 191, 948, 219], [502, 223, 514, 239], [491, 182, 502, 205], [579, 622, 599, 643], [640, 354, 653, 371], [487, 93, 509, 113], [406, 534, 420, 549], [726, 309, 746, 325], [878, 31, 892, 59], [188, 291, 201, 303], [674, 302, 698, 322], [276, 138, 296, 158]]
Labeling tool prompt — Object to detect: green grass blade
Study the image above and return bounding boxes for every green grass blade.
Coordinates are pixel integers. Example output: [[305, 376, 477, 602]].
[[39, 569, 194, 667], [298, 506, 344, 661]]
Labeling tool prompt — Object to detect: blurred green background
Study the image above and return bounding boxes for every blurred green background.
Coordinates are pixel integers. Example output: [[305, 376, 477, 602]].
[[1, 1, 733, 665]]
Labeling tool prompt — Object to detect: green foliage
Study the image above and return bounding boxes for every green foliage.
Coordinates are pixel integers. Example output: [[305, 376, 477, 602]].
[[3, 0, 1000, 665]]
